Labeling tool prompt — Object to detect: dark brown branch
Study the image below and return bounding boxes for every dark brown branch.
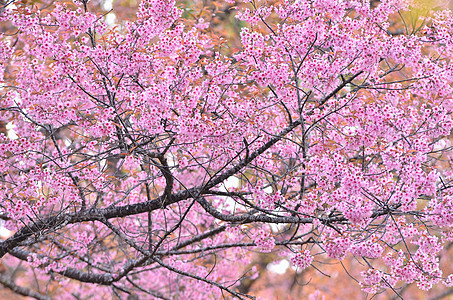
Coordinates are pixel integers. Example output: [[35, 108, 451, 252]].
[[9, 248, 115, 285], [0, 273, 51, 300], [0, 113, 306, 258]]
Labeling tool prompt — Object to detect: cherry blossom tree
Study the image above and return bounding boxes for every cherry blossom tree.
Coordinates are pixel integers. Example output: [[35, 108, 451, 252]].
[[1, 0, 453, 299]]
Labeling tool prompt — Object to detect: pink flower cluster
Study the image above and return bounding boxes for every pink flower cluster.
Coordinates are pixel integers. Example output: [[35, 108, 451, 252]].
[[290, 250, 313, 270], [325, 237, 351, 260], [254, 229, 275, 253], [349, 240, 384, 259]]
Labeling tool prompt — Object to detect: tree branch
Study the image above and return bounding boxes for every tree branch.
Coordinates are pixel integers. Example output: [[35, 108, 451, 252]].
[[0, 273, 50, 300]]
